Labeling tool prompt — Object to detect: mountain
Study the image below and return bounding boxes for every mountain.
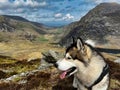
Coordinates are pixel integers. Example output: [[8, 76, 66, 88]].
[[3, 15, 29, 22], [59, 3, 120, 46], [0, 15, 49, 42], [3, 15, 51, 29]]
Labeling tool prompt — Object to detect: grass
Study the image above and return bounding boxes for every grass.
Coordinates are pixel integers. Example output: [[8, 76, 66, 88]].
[[0, 54, 119, 90], [0, 40, 64, 60], [0, 58, 16, 64], [0, 55, 40, 78], [13, 61, 40, 73], [0, 37, 119, 90], [110, 79, 120, 90], [35, 36, 49, 42]]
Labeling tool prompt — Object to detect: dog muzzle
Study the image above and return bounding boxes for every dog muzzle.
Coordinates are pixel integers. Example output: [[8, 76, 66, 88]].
[[55, 59, 77, 79]]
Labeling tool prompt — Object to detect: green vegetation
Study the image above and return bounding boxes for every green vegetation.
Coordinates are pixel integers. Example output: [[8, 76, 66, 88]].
[[0, 58, 16, 64], [15, 21, 34, 30], [13, 61, 40, 73], [35, 36, 48, 42], [0, 56, 40, 78]]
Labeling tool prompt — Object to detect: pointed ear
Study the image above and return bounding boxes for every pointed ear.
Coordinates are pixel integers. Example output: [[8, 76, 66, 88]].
[[76, 38, 84, 50]]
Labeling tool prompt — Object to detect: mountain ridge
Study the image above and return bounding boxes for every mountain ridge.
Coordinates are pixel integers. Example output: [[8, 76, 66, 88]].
[[0, 15, 50, 42], [59, 3, 120, 46]]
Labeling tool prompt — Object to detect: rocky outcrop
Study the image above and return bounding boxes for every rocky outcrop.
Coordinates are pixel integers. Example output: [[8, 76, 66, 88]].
[[59, 3, 120, 46], [41, 50, 63, 64], [0, 23, 15, 32]]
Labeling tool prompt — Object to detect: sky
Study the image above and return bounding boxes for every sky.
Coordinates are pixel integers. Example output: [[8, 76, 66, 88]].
[[0, 0, 120, 27]]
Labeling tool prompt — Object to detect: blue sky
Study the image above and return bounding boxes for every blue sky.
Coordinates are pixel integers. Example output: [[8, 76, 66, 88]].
[[0, 0, 120, 27]]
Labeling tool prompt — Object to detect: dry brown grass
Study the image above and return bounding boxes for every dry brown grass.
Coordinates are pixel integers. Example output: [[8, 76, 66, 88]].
[[0, 40, 64, 60], [106, 60, 120, 90], [0, 60, 119, 90], [0, 38, 119, 90]]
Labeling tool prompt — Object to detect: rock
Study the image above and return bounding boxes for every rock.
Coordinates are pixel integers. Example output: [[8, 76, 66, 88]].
[[18, 80, 27, 84], [38, 50, 63, 70], [41, 50, 63, 64], [38, 64, 53, 70], [48, 50, 59, 60], [6, 75, 18, 81], [27, 52, 42, 62], [59, 3, 120, 46]]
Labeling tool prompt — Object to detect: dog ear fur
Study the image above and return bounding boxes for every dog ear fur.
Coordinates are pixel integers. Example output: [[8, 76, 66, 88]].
[[76, 38, 84, 50]]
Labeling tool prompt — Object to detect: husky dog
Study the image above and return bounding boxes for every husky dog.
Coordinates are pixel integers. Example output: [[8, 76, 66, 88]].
[[55, 38, 109, 90]]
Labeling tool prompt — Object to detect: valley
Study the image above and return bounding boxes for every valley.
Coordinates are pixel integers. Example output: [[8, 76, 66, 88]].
[[0, 3, 120, 90]]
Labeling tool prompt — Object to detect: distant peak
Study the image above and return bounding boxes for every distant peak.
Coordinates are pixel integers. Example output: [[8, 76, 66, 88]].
[[98, 2, 120, 6]]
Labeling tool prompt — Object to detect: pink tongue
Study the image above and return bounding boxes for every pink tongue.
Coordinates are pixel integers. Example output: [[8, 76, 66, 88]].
[[60, 71, 67, 79]]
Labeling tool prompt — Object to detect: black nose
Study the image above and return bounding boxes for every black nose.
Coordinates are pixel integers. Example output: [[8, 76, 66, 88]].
[[54, 63, 58, 68]]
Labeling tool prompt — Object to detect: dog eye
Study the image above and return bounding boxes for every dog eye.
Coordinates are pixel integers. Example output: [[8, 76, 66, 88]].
[[67, 57, 72, 59]]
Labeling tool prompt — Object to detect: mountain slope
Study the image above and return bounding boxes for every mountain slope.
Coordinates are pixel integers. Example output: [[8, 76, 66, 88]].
[[3, 15, 50, 29], [0, 15, 48, 42], [59, 3, 120, 46]]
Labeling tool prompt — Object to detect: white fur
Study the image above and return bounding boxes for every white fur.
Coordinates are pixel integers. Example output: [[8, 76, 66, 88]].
[[73, 77, 78, 88], [56, 58, 76, 71], [85, 39, 96, 47], [92, 74, 109, 90], [66, 53, 72, 59]]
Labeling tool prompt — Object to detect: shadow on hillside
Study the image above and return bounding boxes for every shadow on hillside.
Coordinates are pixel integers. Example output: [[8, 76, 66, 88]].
[[96, 48, 120, 54]]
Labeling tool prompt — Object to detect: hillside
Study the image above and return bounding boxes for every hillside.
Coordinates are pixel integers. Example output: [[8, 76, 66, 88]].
[[0, 15, 49, 42], [0, 3, 119, 90], [59, 3, 120, 47], [3, 15, 50, 29]]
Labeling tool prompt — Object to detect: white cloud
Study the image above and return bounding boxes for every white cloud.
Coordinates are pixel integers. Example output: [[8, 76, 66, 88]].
[[93, 0, 103, 3], [92, 0, 120, 4], [53, 13, 74, 21], [54, 13, 62, 18], [0, 0, 47, 9], [0, 0, 9, 3], [107, 0, 120, 2], [62, 13, 74, 20], [23, 0, 47, 7], [39, 1, 47, 6], [16, 8, 24, 13]]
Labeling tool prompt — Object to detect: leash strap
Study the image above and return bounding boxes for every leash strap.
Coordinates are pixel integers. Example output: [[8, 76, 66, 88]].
[[87, 64, 109, 90]]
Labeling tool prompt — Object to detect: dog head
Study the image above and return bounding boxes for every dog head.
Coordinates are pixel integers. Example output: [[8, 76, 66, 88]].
[[55, 38, 92, 79]]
